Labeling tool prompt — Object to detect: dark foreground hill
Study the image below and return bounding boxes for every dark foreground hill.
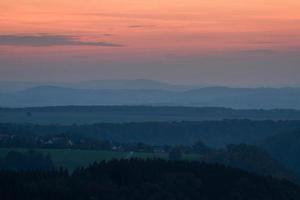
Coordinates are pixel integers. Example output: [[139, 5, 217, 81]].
[[200, 144, 296, 181], [263, 130, 300, 179], [1, 159, 300, 200]]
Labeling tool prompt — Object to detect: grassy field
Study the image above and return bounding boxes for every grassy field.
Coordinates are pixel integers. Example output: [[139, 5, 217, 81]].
[[0, 148, 171, 170]]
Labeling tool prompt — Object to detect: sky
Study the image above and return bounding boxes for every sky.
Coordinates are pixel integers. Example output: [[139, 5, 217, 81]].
[[0, 0, 300, 87]]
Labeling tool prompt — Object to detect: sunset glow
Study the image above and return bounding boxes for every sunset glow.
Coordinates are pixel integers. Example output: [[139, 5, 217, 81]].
[[1, 0, 300, 85]]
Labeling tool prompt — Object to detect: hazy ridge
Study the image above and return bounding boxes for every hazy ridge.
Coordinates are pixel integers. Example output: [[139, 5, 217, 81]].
[[0, 80, 300, 108]]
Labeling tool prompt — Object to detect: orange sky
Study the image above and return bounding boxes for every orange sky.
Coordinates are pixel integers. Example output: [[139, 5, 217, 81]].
[[0, 0, 300, 85], [1, 0, 300, 53]]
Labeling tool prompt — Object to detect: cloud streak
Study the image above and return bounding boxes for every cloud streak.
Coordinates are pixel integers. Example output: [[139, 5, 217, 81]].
[[0, 34, 123, 47], [128, 25, 156, 29]]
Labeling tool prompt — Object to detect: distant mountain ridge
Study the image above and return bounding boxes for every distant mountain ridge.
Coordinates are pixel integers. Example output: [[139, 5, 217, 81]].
[[0, 79, 193, 92], [0, 80, 300, 108], [73, 79, 192, 90]]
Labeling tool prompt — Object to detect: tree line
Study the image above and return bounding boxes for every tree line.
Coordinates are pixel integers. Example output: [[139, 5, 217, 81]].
[[0, 159, 300, 200], [1, 120, 300, 146]]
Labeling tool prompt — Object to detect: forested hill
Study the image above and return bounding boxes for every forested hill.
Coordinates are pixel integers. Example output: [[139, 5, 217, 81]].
[[1, 106, 300, 124], [0, 159, 300, 200], [263, 130, 300, 178], [1, 120, 300, 147]]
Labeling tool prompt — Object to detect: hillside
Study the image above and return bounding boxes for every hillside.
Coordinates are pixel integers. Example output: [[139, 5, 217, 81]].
[[262, 131, 300, 178], [1, 120, 300, 147], [1, 159, 300, 200], [2, 106, 300, 124], [201, 144, 296, 181]]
